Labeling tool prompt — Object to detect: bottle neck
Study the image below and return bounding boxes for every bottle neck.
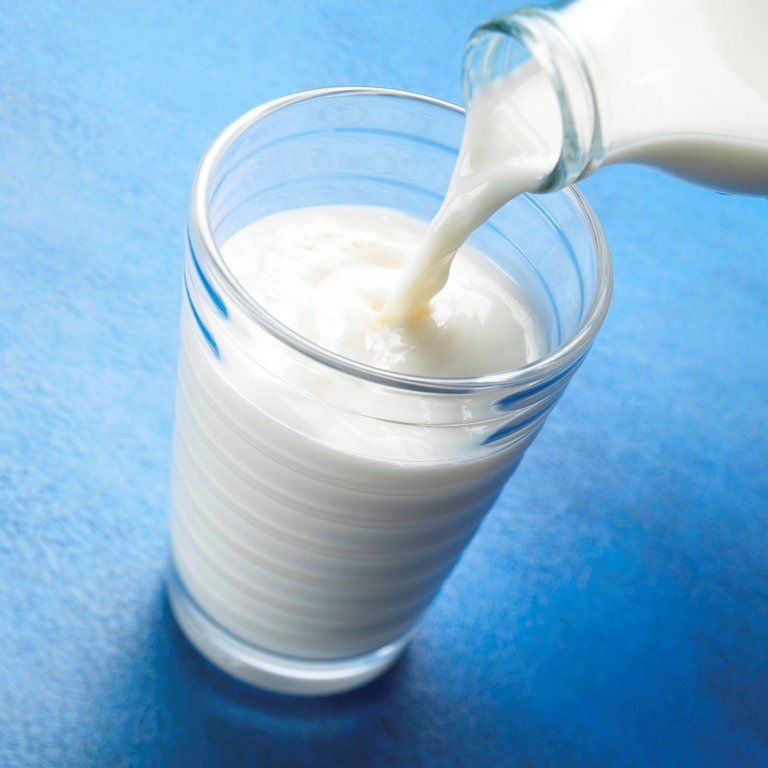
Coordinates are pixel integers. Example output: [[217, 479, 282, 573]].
[[465, 2, 768, 196], [463, 7, 602, 192]]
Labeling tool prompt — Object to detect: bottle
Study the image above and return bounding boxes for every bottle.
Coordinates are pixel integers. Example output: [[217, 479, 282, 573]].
[[463, 0, 768, 195]]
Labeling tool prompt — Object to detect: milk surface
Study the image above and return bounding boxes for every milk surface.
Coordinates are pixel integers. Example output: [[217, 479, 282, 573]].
[[221, 205, 546, 376]]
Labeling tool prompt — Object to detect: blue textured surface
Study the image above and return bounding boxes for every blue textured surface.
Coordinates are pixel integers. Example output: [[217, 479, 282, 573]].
[[1, 2, 766, 766]]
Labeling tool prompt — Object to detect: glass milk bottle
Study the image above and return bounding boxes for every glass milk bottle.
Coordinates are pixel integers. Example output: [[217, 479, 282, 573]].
[[463, 0, 768, 195]]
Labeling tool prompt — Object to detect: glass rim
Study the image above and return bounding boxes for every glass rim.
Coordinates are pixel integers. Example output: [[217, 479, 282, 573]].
[[189, 86, 612, 394]]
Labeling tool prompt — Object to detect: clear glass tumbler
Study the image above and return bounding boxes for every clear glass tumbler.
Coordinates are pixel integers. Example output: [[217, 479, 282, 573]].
[[168, 87, 612, 696]]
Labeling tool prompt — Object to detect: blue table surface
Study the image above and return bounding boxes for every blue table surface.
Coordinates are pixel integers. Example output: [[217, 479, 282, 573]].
[[1, 2, 766, 766]]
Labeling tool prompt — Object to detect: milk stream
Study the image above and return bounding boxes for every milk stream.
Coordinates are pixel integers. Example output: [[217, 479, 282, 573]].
[[383, 63, 561, 320]]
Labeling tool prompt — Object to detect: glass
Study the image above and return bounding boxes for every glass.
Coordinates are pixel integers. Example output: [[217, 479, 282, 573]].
[[168, 87, 612, 695]]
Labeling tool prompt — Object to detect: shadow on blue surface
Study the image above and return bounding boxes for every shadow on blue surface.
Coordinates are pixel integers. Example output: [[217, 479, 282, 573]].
[[130, 584, 416, 767]]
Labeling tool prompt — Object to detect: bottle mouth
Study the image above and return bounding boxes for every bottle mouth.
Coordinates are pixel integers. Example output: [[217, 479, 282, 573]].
[[189, 86, 611, 395], [463, 8, 602, 190]]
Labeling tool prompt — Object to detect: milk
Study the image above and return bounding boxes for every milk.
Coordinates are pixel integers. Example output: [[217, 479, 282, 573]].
[[171, 206, 548, 662], [222, 205, 546, 375], [557, 0, 768, 191], [384, 63, 561, 319]]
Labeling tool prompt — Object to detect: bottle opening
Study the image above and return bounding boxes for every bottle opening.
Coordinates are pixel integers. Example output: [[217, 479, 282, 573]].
[[462, 8, 602, 189]]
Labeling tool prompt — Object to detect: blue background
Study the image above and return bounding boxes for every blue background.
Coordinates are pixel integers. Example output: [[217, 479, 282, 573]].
[[1, 2, 766, 766]]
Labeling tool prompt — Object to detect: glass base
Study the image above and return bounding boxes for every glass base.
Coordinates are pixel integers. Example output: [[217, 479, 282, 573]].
[[167, 567, 409, 696]]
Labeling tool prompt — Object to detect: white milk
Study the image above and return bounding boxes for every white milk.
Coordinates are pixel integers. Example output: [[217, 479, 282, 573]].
[[384, 63, 561, 320], [171, 206, 548, 661], [221, 206, 545, 375], [562, 0, 768, 191]]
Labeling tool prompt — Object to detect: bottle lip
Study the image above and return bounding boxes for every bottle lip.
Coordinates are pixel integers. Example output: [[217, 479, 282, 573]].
[[465, 7, 602, 190], [189, 86, 612, 395]]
